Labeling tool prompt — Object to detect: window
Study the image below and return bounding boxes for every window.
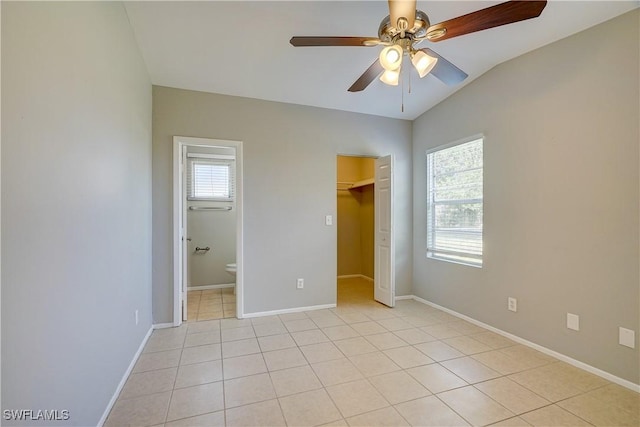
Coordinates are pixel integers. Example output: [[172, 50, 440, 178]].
[[187, 155, 235, 201], [426, 137, 483, 267]]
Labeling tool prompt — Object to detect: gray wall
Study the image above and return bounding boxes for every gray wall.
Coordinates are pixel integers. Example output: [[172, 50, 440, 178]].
[[153, 87, 412, 321], [1, 2, 152, 425], [412, 10, 639, 384]]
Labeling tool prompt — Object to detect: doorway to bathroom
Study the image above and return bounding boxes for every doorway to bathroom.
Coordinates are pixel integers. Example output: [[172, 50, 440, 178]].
[[173, 137, 243, 326], [336, 154, 394, 308]]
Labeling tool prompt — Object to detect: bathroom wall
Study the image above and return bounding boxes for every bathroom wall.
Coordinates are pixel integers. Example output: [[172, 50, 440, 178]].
[[186, 145, 237, 287], [337, 156, 375, 279]]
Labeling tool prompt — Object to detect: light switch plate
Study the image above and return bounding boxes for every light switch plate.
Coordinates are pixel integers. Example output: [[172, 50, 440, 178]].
[[325, 215, 333, 226], [619, 327, 635, 348], [567, 313, 580, 331]]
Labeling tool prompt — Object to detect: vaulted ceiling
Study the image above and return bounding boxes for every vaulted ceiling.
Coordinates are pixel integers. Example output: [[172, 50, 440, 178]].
[[124, 1, 638, 120]]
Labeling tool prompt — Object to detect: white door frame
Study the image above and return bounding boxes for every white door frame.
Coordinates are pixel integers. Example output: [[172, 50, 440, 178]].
[[336, 153, 395, 306], [173, 136, 244, 326]]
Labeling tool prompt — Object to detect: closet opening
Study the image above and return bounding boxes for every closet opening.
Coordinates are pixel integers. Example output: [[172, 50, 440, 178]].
[[336, 155, 376, 306]]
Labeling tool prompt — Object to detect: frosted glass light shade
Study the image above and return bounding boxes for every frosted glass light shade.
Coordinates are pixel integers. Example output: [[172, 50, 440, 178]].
[[379, 45, 403, 71], [379, 68, 400, 86], [411, 50, 438, 78]]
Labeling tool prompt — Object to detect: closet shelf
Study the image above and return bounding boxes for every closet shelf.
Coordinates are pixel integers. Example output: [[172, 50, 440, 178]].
[[337, 178, 374, 191]]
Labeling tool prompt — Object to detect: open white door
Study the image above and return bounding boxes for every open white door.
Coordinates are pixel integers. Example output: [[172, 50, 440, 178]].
[[180, 146, 188, 321], [174, 136, 244, 325], [374, 155, 395, 307]]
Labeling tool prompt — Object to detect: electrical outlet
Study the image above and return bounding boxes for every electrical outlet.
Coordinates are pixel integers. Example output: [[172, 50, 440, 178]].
[[135, 310, 139, 325], [508, 297, 517, 312], [296, 278, 304, 289], [619, 327, 635, 348], [567, 313, 580, 331]]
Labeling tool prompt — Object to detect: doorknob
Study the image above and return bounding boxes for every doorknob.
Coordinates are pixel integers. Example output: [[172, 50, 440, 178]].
[[186, 237, 192, 241]]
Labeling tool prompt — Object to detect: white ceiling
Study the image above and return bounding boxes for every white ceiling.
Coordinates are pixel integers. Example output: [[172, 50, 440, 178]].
[[124, 1, 638, 120]]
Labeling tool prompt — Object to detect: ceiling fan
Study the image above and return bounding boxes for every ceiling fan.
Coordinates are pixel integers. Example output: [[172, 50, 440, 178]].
[[290, 0, 547, 92]]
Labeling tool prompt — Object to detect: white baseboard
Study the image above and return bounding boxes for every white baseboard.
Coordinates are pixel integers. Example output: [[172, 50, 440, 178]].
[[242, 303, 336, 319], [187, 283, 235, 291], [98, 326, 154, 426], [395, 295, 414, 301], [410, 295, 640, 393], [337, 274, 374, 282], [153, 323, 175, 330]]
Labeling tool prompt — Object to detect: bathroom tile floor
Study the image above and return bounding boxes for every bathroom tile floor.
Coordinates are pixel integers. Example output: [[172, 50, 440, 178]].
[[106, 278, 639, 426], [187, 288, 236, 321]]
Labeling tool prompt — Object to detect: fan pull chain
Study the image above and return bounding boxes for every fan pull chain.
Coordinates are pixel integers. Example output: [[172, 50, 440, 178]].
[[401, 59, 405, 113], [401, 75, 404, 113]]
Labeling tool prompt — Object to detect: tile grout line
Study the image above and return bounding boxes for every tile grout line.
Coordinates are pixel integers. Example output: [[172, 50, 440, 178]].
[[220, 324, 228, 427]]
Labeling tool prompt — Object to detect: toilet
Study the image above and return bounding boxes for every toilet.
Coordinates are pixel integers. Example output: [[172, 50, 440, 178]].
[[225, 262, 236, 276], [225, 263, 237, 295]]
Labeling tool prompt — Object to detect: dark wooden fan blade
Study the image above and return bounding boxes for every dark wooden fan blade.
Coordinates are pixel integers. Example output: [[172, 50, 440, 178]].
[[426, 0, 547, 42], [420, 48, 468, 86], [348, 59, 384, 92], [290, 37, 379, 47]]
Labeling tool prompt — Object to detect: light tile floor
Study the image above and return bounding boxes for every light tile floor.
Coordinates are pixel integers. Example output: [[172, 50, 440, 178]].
[[107, 278, 639, 426], [187, 288, 236, 321]]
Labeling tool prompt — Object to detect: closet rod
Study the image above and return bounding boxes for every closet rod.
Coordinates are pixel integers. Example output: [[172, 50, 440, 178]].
[[188, 206, 232, 211]]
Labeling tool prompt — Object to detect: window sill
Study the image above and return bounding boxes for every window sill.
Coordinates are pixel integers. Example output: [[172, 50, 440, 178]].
[[427, 253, 482, 269]]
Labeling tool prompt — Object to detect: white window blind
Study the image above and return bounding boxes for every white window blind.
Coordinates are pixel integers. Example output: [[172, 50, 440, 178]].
[[187, 156, 235, 201], [427, 137, 483, 267]]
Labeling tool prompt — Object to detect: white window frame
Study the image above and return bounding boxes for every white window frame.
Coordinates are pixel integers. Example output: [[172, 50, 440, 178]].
[[426, 135, 483, 268], [186, 153, 235, 202]]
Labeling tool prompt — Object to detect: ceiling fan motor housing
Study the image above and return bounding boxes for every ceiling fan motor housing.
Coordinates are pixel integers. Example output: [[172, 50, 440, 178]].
[[378, 10, 431, 43]]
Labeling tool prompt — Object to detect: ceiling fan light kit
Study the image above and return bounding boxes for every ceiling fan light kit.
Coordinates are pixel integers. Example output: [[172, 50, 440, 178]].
[[378, 45, 437, 85], [290, 0, 547, 94]]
